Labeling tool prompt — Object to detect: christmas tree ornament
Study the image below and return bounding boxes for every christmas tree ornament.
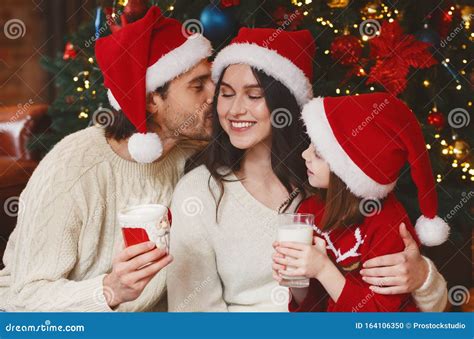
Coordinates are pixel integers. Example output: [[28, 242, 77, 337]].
[[361, 0, 382, 19], [94, 7, 102, 38], [416, 23, 441, 48], [453, 140, 471, 161], [63, 42, 77, 60], [123, 0, 150, 23], [427, 111, 446, 130], [220, 0, 240, 8], [200, 3, 237, 42], [367, 20, 437, 95], [271, 6, 303, 31], [330, 35, 362, 65], [327, 0, 350, 9]]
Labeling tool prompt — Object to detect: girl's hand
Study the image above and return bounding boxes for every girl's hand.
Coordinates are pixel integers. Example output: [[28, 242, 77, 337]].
[[272, 237, 329, 280]]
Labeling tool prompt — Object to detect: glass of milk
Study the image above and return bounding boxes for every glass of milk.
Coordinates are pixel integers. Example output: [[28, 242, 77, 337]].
[[277, 213, 315, 288]]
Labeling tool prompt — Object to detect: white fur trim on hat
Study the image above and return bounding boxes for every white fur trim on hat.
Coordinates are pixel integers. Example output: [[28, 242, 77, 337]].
[[107, 89, 121, 111], [301, 97, 396, 199], [211, 43, 313, 107], [146, 34, 213, 92], [128, 132, 163, 164], [107, 34, 212, 111], [415, 215, 450, 246]]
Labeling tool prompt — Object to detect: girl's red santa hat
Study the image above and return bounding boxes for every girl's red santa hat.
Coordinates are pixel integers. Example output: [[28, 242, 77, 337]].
[[95, 6, 212, 163], [211, 27, 316, 108], [301, 93, 450, 246]]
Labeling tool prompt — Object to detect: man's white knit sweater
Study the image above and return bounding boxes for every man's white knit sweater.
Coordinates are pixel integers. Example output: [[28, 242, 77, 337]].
[[0, 126, 192, 312]]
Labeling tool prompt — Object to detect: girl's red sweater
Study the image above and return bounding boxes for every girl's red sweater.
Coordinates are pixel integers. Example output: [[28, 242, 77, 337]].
[[289, 193, 420, 312]]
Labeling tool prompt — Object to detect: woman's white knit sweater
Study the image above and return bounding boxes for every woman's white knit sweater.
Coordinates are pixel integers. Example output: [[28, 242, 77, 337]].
[[167, 165, 448, 312], [0, 126, 192, 312]]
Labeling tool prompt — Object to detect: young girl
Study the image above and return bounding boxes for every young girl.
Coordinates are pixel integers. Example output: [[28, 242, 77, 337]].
[[272, 93, 450, 312]]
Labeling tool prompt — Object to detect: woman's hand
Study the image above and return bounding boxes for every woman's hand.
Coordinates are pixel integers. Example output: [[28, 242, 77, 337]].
[[360, 223, 429, 294], [103, 241, 173, 309], [272, 237, 329, 280]]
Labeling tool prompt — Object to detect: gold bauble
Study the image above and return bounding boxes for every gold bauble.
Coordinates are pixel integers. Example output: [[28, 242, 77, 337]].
[[327, 0, 350, 9], [361, 0, 382, 19], [453, 140, 471, 160]]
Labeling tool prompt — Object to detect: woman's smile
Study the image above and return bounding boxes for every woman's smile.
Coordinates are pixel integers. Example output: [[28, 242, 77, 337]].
[[228, 119, 257, 132]]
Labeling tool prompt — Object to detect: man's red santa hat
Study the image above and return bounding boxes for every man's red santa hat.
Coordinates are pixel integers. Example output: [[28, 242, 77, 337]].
[[301, 93, 450, 246], [211, 27, 315, 107], [95, 6, 212, 163]]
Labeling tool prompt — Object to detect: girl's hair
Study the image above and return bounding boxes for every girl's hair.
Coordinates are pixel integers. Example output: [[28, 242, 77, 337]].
[[204, 66, 313, 221], [319, 172, 365, 231]]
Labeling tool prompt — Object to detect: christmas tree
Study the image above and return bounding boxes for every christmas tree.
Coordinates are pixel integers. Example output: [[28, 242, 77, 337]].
[[32, 0, 473, 233]]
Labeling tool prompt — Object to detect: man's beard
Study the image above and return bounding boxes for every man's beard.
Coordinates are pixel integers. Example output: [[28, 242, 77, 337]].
[[170, 109, 213, 142]]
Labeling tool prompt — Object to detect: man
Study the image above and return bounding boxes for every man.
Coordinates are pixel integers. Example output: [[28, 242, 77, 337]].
[[0, 6, 446, 312], [0, 6, 213, 312]]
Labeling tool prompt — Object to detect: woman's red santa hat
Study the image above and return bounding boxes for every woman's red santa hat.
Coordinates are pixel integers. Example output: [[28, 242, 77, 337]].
[[95, 6, 212, 163], [211, 27, 316, 108], [301, 93, 450, 246]]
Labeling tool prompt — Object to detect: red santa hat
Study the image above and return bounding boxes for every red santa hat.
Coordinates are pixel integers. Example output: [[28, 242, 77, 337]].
[[301, 93, 450, 246], [95, 6, 212, 163], [211, 27, 315, 107]]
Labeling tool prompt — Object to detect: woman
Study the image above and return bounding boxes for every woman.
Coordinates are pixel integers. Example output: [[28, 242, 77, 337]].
[[167, 27, 447, 312]]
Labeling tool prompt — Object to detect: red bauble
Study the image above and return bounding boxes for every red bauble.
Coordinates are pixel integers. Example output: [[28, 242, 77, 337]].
[[330, 35, 362, 66], [427, 111, 446, 129], [220, 0, 240, 8], [63, 42, 77, 60], [272, 6, 303, 31], [123, 0, 149, 23]]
